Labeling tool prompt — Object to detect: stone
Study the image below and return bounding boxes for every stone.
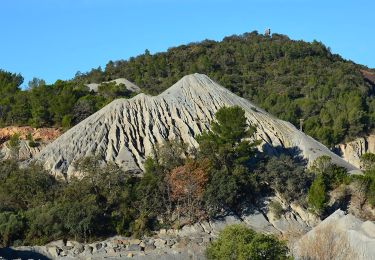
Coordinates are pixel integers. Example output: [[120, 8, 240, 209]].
[[127, 252, 133, 258], [127, 244, 141, 251], [46, 246, 60, 258], [73, 243, 85, 255], [192, 237, 203, 244], [35, 74, 357, 178], [129, 239, 141, 245], [295, 210, 375, 260], [84, 245, 93, 254], [154, 238, 167, 248], [335, 134, 375, 168], [166, 239, 176, 246], [144, 244, 156, 252]]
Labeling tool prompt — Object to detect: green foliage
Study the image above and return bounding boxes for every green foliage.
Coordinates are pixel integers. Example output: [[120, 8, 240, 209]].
[[359, 153, 375, 206], [74, 32, 374, 146], [307, 175, 327, 214], [197, 106, 258, 214], [0, 212, 26, 247], [7, 133, 20, 149], [2, 32, 374, 145], [26, 133, 39, 148], [262, 154, 312, 202], [206, 224, 289, 260], [268, 201, 284, 219]]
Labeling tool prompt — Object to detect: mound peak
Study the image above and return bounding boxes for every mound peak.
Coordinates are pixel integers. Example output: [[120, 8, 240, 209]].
[[36, 74, 357, 178]]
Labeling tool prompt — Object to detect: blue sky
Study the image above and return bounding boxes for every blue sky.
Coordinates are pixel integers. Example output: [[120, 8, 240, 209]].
[[1, 0, 374, 86]]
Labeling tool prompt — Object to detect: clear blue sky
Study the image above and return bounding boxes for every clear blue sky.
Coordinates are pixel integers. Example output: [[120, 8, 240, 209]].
[[1, 0, 374, 86]]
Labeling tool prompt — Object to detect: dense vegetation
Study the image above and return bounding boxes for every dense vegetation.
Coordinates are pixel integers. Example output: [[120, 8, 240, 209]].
[[0, 106, 349, 247], [1, 31, 374, 146], [0, 70, 133, 129], [74, 31, 375, 146], [206, 224, 289, 260]]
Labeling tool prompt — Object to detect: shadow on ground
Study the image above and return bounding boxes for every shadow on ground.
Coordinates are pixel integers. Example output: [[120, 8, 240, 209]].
[[0, 247, 50, 260]]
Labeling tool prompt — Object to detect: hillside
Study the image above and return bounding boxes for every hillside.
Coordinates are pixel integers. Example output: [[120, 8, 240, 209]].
[[36, 74, 356, 178], [74, 31, 375, 147], [0, 31, 374, 147]]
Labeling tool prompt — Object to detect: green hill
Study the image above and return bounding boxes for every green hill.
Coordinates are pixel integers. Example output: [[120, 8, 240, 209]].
[[1, 31, 374, 146]]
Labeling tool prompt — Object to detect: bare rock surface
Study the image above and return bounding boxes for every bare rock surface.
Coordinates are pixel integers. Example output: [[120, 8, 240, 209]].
[[36, 73, 357, 178], [1, 140, 45, 161], [86, 78, 141, 92], [294, 209, 375, 260], [336, 134, 375, 168]]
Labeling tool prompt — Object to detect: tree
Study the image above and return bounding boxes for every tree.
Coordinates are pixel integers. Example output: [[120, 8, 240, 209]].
[[166, 159, 209, 222], [0, 212, 25, 247], [197, 106, 258, 214], [307, 175, 327, 215], [263, 154, 311, 202], [206, 224, 289, 260], [6, 133, 20, 160]]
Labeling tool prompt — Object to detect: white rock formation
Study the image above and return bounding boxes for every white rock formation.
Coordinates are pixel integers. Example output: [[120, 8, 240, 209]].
[[336, 134, 375, 168], [1, 140, 45, 161], [86, 78, 141, 92], [36, 74, 358, 178], [294, 209, 375, 260]]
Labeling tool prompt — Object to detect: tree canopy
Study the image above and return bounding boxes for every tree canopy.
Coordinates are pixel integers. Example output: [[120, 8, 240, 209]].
[[1, 32, 374, 146]]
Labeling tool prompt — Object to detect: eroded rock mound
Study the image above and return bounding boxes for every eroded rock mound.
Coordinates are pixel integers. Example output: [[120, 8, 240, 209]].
[[36, 74, 357, 178]]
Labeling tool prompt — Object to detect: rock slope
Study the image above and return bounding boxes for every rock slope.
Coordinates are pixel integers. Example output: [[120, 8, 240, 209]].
[[336, 134, 375, 168], [36, 74, 357, 178], [86, 78, 141, 92], [294, 209, 375, 260]]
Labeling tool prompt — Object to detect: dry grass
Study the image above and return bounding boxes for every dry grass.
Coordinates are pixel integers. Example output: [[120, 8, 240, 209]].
[[294, 223, 358, 260]]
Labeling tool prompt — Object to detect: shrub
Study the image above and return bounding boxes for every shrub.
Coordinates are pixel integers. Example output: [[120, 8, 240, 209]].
[[269, 201, 284, 219], [308, 175, 327, 215], [206, 224, 289, 260]]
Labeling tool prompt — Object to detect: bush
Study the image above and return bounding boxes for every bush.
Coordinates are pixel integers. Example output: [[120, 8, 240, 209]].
[[0, 212, 26, 247], [206, 224, 289, 260], [308, 175, 327, 215], [262, 154, 312, 202], [269, 201, 284, 219]]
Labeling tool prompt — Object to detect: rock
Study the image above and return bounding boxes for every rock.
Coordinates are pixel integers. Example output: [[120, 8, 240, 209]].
[[159, 228, 167, 235], [335, 134, 375, 168], [45, 239, 66, 248], [154, 238, 167, 248], [166, 239, 176, 247], [209, 215, 242, 234], [294, 210, 375, 260], [86, 78, 141, 93], [178, 223, 204, 237], [84, 245, 93, 254], [73, 243, 85, 255], [127, 244, 141, 251], [129, 239, 141, 245], [144, 244, 156, 252], [242, 210, 281, 235], [192, 237, 203, 244], [46, 245, 60, 258], [127, 252, 134, 258], [35, 74, 357, 178]]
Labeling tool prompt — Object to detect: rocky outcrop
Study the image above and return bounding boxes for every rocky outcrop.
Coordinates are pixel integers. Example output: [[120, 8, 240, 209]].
[[86, 78, 141, 92], [294, 209, 375, 260], [1, 140, 45, 161], [36, 74, 358, 178], [336, 134, 375, 168], [0, 126, 61, 145]]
